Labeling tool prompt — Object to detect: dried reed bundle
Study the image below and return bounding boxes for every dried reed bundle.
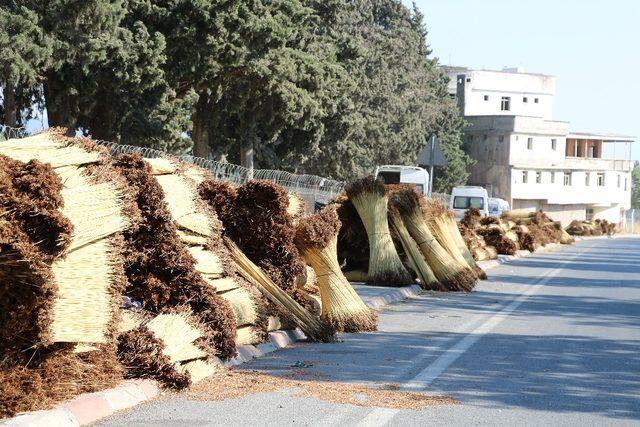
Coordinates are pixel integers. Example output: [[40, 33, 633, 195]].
[[388, 208, 442, 290], [198, 178, 238, 227], [328, 195, 370, 272], [0, 130, 101, 168], [144, 309, 210, 363], [476, 226, 518, 255], [390, 190, 476, 292], [287, 192, 308, 225], [294, 208, 377, 332], [226, 238, 335, 342], [175, 359, 217, 384], [113, 154, 237, 360], [511, 225, 537, 252], [461, 207, 482, 229], [236, 325, 265, 346], [0, 344, 122, 418], [345, 177, 412, 285], [421, 198, 485, 280]]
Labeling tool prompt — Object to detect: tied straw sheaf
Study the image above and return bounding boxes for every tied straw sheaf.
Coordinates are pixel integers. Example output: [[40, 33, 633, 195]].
[[345, 176, 413, 285], [294, 208, 377, 332]]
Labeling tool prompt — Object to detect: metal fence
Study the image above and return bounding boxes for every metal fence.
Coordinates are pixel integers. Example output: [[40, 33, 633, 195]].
[[96, 141, 345, 210]]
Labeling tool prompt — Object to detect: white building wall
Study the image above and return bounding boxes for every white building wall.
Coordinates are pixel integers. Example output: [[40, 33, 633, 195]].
[[459, 70, 555, 119]]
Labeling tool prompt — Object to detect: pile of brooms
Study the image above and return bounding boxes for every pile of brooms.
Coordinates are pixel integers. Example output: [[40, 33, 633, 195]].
[[566, 218, 616, 236], [333, 178, 483, 292], [1, 131, 395, 418], [458, 208, 574, 259]]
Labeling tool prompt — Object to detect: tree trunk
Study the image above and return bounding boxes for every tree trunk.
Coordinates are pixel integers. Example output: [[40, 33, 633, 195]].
[[44, 73, 75, 135], [240, 127, 255, 178], [3, 85, 17, 127], [192, 94, 211, 158]]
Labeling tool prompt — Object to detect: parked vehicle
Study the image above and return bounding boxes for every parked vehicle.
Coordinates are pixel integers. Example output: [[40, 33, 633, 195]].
[[488, 197, 510, 217], [374, 165, 430, 196], [450, 186, 489, 219]]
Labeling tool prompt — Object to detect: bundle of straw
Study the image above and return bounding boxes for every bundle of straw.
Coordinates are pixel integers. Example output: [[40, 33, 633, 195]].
[[327, 194, 369, 274], [421, 198, 486, 280], [387, 208, 442, 290], [113, 154, 237, 360], [461, 207, 482, 229], [294, 208, 377, 332], [226, 238, 335, 342], [1, 134, 130, 347], [117, 306, 216, 388], [511, 225, 537, 252], [389, 189, 476, 291], [0, 344, 122, 418], [345, 177, 412, 285], [476, 226, 518, 255]]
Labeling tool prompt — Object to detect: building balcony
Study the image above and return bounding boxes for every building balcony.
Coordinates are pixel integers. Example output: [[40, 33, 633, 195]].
[[563, 157, 632, 172]]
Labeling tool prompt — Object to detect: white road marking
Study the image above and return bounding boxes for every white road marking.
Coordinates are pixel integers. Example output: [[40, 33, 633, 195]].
[[355, 244, 587, 426]]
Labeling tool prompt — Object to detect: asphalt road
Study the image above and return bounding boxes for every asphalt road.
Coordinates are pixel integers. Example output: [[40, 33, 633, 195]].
[[100, 237, 640, 426]]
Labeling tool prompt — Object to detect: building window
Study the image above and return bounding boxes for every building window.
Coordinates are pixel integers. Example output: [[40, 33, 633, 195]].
[[527, 137, 533, 150], [466, 78, 471, 82], [617, 174, 621, 188], [586, 208, 594, 221], [585, 172, 590, 186], [564, 172, 572, 186], [534, 98, 539, 103], [498, 135, 504, 143], [484, 95, 489, 101], [550, 171, 555, 184], [523, 97, 528, 103], [501, 96, 511, 111], [522, 171, 528, 184], [551, 138, 557, 150], [625, 177, 628, 191], [535, 171, 541, 183], [597, 172, 605, 186]]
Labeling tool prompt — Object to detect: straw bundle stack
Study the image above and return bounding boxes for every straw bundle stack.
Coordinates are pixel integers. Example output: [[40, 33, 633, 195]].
[[146, 159, 269, 346], [0, 130, 130, 417], [294, 208, 377, 332], [476, 225, 519, 255], [389, 190, 476, 292], [0, 131, 130, 348], [457, 223, 497, 261], [461, 207, 482, 229], [388, 208, 442, 290], [117, 307, 216, 388], [112, 154, 237, 360], [344, 177, 413, 285], [199, 179, 316, 315], [511, 225, 537, 252], [227, 238, 335, 342], [421, 198, 486, 280]]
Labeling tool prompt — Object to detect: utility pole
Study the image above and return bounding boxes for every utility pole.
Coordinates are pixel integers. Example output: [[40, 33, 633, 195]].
[[428, 135, 436, 196]]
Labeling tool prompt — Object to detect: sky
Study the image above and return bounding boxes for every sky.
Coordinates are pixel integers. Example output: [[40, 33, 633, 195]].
[[407, 0, 640, 160]]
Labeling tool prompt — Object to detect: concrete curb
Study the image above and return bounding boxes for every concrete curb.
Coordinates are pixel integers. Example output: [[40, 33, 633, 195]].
[[1, 285, 420, 427]]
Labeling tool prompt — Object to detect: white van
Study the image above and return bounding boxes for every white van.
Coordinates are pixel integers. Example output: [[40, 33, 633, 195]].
[[450, 186, 489, 219], [374, 165, 430, 196], [488, 198, 510, 217]]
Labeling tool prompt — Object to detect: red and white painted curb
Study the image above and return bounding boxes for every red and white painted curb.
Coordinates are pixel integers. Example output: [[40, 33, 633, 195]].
[[0, 284, 420, 427]]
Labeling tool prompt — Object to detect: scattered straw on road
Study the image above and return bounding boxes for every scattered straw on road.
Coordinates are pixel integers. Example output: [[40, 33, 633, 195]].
[[186, 370, 458, 410]]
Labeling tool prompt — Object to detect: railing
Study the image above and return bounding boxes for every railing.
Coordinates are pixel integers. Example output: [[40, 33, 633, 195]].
[[564, 157, 632, 172]]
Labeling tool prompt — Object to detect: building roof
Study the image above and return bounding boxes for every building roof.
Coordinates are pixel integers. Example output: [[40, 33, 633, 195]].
[[567, 132, 635, 142]]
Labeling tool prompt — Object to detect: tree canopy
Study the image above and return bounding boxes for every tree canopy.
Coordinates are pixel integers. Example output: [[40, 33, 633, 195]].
[[0, 0, 471, 190]]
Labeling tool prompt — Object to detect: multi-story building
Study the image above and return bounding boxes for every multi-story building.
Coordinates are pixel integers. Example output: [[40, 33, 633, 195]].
[[442, 66, 634, 225]]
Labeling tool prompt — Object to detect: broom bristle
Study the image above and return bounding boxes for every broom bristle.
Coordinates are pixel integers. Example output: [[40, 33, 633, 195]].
[[390, 191, 476, 292], [295, 209, 377, 332], [345, 177, 413, 285], [226, 238, 335, 342]]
